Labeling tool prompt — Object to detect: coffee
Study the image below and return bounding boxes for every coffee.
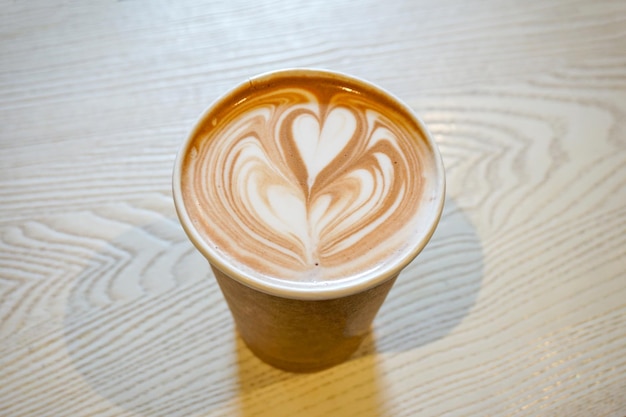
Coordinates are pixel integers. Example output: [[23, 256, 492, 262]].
[[174, 69, 445, 371], [179, 71, 441, 291]]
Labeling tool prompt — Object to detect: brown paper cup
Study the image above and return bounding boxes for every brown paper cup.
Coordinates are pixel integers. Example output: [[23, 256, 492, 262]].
[[173, 69, 445, 372]]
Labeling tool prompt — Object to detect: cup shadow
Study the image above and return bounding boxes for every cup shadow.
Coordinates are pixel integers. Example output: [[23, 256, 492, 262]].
[[358, 197, 484, 354], [62, 195, 481, 416]]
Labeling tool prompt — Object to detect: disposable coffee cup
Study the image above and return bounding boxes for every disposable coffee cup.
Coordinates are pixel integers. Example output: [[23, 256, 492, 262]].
[[173, 69, 445, 372]]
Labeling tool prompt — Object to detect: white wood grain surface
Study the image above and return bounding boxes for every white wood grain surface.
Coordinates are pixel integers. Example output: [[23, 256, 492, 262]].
[[1, 0, 625, 416]]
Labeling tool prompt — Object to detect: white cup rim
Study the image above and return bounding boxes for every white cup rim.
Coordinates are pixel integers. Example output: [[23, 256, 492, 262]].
[[172, 68, 446, 300]]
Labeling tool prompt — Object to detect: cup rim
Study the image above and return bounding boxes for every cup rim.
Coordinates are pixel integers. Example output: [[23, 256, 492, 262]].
[[172, 68, 446, 300]]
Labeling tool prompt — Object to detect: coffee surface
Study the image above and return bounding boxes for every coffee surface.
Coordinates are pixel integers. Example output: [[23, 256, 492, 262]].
[[181, 73, 438, 284]]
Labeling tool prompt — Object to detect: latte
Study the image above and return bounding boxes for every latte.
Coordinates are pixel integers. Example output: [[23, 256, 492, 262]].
[[177, 70, 443, 292]]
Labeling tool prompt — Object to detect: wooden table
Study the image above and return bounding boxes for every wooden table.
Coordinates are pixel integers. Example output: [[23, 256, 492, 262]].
[[1, 1, 625, 416]]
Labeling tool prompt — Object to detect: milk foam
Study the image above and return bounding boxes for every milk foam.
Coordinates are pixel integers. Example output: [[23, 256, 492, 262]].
[[182, 80, 437, 283]]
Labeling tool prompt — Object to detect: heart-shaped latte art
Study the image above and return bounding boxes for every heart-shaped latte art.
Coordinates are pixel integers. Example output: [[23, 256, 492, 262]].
[[228, 105, 410, 267], [183, 86, 426, 281]]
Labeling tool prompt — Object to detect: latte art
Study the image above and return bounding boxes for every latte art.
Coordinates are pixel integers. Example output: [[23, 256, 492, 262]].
[[182, 78, 436, 282]]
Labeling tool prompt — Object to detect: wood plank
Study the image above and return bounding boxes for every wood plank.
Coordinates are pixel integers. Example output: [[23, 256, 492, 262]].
[[1, 0, 625, 416]]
